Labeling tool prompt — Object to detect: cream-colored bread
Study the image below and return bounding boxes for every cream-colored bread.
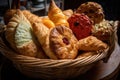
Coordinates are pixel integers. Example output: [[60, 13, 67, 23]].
[[32, 22, 58, 59]]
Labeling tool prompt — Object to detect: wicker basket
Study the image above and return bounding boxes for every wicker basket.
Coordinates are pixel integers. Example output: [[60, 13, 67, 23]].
[[0, 21, 118, 80]]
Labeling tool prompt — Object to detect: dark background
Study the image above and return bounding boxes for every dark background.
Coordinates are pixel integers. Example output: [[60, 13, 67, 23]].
[[0, 0, 120, 20], [64, 0, 120, 21]]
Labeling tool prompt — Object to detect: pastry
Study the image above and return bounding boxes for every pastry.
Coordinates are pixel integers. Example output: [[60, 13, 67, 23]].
[[22, 10, 42, 25], [49, 26, 78, 59], [68, 13, 93, 40], [42, 17, 55, 29], [5, 9, 20, 51], [63, 9, 73, 19], [92, 19, 114, 42], [76, 2, 104, 24], [48, 0, 69, 27], [5, 9, 46, 58], [4, 9, 17, 25], [36, 44, 48, 59], [32, 22, 58, 59], [77, 36, 108, 51]]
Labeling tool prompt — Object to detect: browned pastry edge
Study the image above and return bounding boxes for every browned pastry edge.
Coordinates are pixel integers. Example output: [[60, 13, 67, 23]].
[[49, 26, 78, 59], [77, 36, 108, 51], [76, 2, 104, 24]]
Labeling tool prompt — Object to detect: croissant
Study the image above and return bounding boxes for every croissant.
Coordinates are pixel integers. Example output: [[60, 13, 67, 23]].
[[48, 0, 69, 27], [32, 22, 58, 59], [77, 36, 108, 51]]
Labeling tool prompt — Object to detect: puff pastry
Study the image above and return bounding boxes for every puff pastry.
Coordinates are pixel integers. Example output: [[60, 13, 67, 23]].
[[77, 36, 108, 51], [32, 22, 58, 59], [49, 26, 78, 59], [22, 10, 42, 25], [63, 9, 73, 19], [42, 17, 55, 29], [4, 9, 17, 25], [5, 9, 46, 58], [48, 0, 69, 27]]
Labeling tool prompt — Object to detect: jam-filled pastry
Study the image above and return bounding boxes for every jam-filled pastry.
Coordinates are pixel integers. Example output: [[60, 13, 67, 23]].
[[77, 36, 108, 51], [76, 2, 104, 24], [32, 22, 58, 59], [5, 9, 47, 58], [68, 13, 92, 40], [48, 0, 69, 27], [49, 26, 78, 59]]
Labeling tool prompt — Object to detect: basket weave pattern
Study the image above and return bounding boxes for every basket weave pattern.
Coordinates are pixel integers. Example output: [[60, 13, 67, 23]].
[[0, 21, 118, 79], [0, 36, 109, 79]]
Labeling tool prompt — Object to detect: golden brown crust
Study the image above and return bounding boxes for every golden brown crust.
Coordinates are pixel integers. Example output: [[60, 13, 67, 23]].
[[76, 2, 104, 24], [4, 9, 17, 25], [42, 17, 55, 29], [63, 9, 73, 19], [22, 10, 42, 25], [17, 40, 37, 57], [32, 22, 58, 59], [5, 9, 23, 51], [5, 9, 47, 58], [77, 36, 108, 51], [35, 43, 48, 59], [48, 0, 69, 27], [49, 26, 78, 59]]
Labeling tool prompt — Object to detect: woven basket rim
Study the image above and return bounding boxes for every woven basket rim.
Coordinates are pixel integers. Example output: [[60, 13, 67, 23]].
[[0, 37, 109, 68]]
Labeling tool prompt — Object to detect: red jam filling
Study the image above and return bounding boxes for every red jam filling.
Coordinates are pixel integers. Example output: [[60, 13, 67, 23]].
[[62, 37, 69, 45]]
